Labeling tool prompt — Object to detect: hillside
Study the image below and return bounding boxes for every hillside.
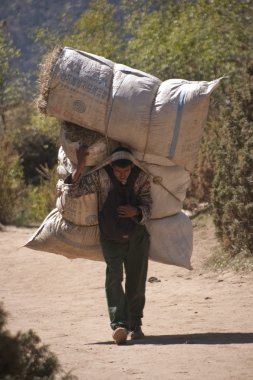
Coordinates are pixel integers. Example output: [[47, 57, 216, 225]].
[[0, 0, 89, 79]]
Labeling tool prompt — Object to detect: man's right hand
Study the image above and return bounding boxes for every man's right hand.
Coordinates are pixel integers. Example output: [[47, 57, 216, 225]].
[[71, 145, 89, 183]]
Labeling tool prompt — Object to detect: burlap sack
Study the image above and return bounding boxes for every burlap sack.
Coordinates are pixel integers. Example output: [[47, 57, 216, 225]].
[[147, 211, 193, 270], [25, 210, 192, 269], [25, 209, 102, 261], [56, 180, 98, 226], [59, 121, 119, 167], [56, 147, 189, 221]]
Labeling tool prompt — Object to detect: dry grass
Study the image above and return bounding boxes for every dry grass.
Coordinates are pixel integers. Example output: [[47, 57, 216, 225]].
[[61, 121, 103, 146], [192, 212, 253, 273], [36, 47, 62, 115]]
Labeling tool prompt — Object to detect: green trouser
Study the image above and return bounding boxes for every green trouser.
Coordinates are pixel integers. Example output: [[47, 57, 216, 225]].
[[100, 224, 150, 331]]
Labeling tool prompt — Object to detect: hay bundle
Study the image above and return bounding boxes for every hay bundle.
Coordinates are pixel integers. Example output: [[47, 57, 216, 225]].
[[37, 47, 63, 115]]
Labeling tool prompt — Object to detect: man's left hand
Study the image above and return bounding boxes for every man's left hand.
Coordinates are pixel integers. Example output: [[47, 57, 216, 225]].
[[117, 205, 139, 218]]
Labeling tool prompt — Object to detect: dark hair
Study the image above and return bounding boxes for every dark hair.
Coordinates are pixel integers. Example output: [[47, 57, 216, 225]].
[[111, 146, 133, 168]]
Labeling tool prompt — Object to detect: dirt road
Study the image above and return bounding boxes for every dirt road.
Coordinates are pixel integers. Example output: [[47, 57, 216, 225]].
[[1, 219, 253, 380]]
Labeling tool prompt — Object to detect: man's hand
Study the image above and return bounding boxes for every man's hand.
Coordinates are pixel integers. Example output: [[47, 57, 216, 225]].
[[72, 145, 89, 183], [117, 205, 139, 218]]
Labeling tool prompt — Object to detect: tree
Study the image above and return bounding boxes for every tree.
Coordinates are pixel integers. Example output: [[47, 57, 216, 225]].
[[0, 22, 29, 131], [63, 0, 123, 61], [123, 0, 253, 82], [0, 24, 38, 224], [0, 303, 76, 379], [211, 64, 253, 256]]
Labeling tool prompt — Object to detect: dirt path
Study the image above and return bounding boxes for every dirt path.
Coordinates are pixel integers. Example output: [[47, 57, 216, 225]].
[[1, 219, 253, 380]]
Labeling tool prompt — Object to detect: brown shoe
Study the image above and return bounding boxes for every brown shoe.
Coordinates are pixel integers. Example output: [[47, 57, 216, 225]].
[[129, 326, 145, 340], [112, 327, 128, 345]]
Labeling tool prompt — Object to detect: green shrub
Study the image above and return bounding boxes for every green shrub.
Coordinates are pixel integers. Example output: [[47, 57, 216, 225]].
[[0, 137, 25, 224], [0, 303, 77, 380], [211, 64, 253, 256], [18, 165, 58, 225], [204, 247, 253, 273]]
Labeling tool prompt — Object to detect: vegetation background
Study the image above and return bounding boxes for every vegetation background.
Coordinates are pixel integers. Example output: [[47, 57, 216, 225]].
[[0, 0, 252, 265], [0, 1, 252, 377]]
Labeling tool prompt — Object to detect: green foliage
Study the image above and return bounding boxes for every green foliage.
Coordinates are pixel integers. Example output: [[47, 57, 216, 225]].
[[35, 27, 62, 52], [0, 103, 59, 225], [0, 0, 89, 76], [14, 112, 59, 185], [24, 110, 60, 145], [187, 117, 221, 202], [63, 0, 123, 60], [0, 27, 29, 225], [204, 247, 253, 273], [19, 166, 58, 224], [211, 65, 253, 256], [123, 0, 252, 81], [1, 0, 253, 269], [0, 136, 25, 224], [0, 24, 30, 130], [0, 303, 77, 379], [0, 26, 20, 100]]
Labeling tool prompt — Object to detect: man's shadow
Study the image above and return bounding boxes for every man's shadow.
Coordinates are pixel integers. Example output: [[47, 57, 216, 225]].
[[89, 332, 253, 346]]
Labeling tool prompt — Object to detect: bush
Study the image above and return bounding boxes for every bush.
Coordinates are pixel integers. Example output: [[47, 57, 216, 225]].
[[16, 131, 58, 185], [0, 303, 77, 380], [0, 136, 25, 224], [211, 64, 253, 256], [18, 165, 58, 225]]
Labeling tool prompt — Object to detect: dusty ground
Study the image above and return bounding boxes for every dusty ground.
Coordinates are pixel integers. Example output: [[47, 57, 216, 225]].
[[1, 217, 253, 380]]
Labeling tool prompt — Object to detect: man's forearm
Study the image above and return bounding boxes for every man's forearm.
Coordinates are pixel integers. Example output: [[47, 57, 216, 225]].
[[71, 166, 85, 183], [71, 145, 89, 183]]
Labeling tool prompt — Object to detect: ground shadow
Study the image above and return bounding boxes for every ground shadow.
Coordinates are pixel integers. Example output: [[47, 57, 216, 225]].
[[89, 332, 253, 346]]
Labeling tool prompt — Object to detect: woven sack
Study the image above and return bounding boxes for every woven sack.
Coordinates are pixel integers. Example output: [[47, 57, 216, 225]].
[[38, 47, 222, 171], [25, 209, 192, 269]]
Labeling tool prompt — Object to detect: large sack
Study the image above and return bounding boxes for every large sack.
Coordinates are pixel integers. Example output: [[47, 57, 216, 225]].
[[56, 147, 190, 221], [142, 163, 190, 202], [25, 209, 192, 269], [56, 180, 98, 226], [149, 183, 182, 219], [56, 174, 182, 223], [25, 209, 102, 261], [147, 163, 190, 218], [147, 212, 193, 270], [59, 121, 119, 167], [38, 46, 222, 171]]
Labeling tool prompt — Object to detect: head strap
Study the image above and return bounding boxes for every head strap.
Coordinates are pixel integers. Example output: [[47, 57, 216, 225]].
[[111, 151, 133, 163]]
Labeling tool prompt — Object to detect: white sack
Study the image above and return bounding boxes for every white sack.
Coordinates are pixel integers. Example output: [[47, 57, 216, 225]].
[[44, 47, 222, 171], [147, 163, 191, 219], [147, 212, 193, 270], [25, 209, 102, 261], [25, 209, 192, 269], [56, 147, 190, 221], [56, 179, 98, 226], [143, 163, 190, 202], [59, 125, 119, 167], [56, 173, 182, 222], [149, 184, 182, 219]]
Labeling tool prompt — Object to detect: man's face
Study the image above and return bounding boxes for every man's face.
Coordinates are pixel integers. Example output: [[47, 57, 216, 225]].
[[112, 164, 133, 184]]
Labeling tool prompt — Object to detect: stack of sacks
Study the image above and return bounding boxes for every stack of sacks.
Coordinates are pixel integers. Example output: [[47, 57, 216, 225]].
[[26, 122, 193, 269], [25, 47, 223, 270], [37, 47, 223, 172]]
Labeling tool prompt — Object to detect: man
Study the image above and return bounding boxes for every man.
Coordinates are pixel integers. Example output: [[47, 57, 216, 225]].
[[66, 146, 152, 345]]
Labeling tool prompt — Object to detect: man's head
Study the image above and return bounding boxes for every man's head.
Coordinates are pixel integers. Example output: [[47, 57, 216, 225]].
[[111, 147, 134, 184]]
